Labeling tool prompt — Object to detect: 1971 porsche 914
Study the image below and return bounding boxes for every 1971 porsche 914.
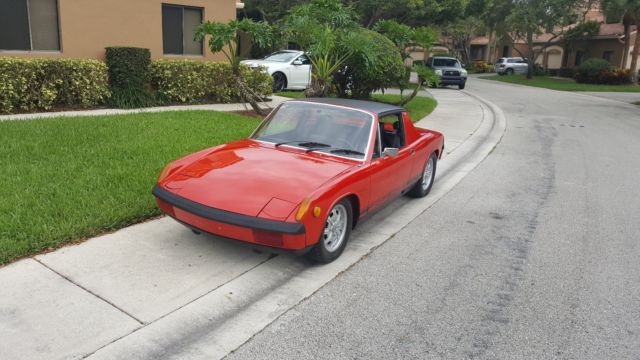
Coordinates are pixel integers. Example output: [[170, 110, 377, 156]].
[[153, 98, 444, 263]]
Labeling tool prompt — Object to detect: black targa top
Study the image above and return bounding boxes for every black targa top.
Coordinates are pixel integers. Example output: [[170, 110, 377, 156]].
[[292, 98, 405, 118]]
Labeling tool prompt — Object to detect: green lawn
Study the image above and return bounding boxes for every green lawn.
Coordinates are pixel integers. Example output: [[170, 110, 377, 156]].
[[0, 111, 260, 265], [483, 75, 640, 92], [278, 91, 438, 122]]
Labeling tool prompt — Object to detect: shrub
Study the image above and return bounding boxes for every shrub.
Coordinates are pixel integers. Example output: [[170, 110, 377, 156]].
[[105, 47, 156, 108], [577, 58, 612, 78], [575, 58, 631, 84], [0, 58, 110, 113], [472, 61, 493, 73], [334, 28, 405, 99], [150, 60, 272, 104]]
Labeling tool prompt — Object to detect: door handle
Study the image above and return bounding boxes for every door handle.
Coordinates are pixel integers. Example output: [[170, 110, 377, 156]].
[[410, 148, 415, 155]]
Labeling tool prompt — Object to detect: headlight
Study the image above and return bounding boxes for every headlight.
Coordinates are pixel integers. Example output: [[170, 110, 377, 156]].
[[435, 69, 443, 76], [460, 69, 468, 76]]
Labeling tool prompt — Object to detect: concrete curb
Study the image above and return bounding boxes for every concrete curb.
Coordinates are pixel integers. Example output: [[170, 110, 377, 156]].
[[0, 96, 290, 122]]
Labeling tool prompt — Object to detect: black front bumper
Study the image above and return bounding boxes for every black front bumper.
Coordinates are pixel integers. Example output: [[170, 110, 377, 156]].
[[440, 76, 466, 85], [152, 184, 305, 235]]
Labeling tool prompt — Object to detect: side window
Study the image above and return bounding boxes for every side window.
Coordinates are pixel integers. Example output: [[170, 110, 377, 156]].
[[297, 55, 311, 65], [378, 113, 405, 151]]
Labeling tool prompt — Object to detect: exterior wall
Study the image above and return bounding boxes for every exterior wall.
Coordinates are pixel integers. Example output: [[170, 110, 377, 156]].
[[564, 38, 625, 68], [0, 0, 236, 61]]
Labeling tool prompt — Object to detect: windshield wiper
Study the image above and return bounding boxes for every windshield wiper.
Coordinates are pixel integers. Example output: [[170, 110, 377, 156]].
[[306, 147, 365, 156], [330, 148, 365, 156], [274, 141, 331, 148]]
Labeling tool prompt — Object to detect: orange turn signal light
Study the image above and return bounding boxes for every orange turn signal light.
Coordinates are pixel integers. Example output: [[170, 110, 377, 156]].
[[313, 206, 322, 217], [295, 198, 311, 221]]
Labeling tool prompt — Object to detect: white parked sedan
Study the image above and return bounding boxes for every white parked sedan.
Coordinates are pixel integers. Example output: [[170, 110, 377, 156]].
[[241, 50, 312, 92]]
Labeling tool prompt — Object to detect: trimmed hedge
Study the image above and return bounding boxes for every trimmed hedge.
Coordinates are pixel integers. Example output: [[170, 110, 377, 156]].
[[105, 47, 156, 108], [575, 58, 632, 85], [150, 60, 273, 103], [0, 58, 110, 113]]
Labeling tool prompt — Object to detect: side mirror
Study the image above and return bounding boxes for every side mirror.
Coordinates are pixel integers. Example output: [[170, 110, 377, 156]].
[[382, 147, 399, 158], [293, 60, 303, 66], [461, 63, 466, 68]]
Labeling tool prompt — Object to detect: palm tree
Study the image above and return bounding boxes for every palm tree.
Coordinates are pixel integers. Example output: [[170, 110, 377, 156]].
[[602, 0, 640, 83]]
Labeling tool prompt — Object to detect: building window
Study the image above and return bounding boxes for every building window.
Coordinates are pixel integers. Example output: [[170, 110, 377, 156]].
[[602, 51, 614, 63], [162, 4, 203, 55], [575, 51, 585, 66], [0, 0, 60, 51], [502, 46, 510, 57]]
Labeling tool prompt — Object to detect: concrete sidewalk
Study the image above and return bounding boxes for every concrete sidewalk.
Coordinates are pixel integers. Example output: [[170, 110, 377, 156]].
[[0, 96, 290, 121], [0, 89, 498, 360]]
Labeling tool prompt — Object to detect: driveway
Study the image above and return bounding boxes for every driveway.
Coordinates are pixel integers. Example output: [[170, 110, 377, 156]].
[[227, 80, 640, 359]]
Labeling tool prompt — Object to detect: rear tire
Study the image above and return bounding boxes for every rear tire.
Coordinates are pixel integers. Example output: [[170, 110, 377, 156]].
[[506, 68, 514, 75], [308, 198, 352, 264], [407, 152, 437, 198]]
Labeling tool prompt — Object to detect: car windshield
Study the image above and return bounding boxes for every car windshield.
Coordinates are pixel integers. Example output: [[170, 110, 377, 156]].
[[252, 102, 374, 160], [263, 51, 298, 63], [432, 58, 461, 68]]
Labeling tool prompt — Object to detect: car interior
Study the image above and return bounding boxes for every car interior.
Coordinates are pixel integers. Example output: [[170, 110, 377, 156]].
[[374, 113, 405, 158]]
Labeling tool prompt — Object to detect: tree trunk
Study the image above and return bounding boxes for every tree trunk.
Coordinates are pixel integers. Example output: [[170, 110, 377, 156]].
[[395, 80, 424, 107], [630, 20, 640, 84], [485, 32, 493, 63], [621, 22, 630, 68], [527, 29, 534, 79]]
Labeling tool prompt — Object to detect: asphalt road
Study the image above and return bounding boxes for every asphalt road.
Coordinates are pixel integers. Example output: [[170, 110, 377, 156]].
[[226, 80, 640, 359]]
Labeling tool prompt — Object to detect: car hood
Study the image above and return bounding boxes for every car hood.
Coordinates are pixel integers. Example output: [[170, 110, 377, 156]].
[[162, 139, 356, 219], [241, 60, 286, 70]]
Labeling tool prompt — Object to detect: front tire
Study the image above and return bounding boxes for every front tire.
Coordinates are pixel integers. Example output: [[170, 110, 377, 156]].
[[272, 72, 287, 92], [458, 82, 466, 90], [407, 152, 437, 198], [308, 198, 352, 264]]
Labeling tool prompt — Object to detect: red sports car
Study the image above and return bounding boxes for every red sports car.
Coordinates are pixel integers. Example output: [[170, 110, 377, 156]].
[[153, 98, 444, 263]]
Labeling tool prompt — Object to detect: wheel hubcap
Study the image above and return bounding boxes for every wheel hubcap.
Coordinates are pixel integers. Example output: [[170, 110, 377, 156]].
[[421, 157, 434, 190], [323, 204, 348, 252]]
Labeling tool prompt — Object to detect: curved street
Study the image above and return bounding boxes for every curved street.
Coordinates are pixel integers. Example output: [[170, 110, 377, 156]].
[[226, 79, 640, 359]]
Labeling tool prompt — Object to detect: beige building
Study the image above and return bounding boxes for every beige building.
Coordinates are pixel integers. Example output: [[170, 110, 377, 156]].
[[0, 0, 243, 61]]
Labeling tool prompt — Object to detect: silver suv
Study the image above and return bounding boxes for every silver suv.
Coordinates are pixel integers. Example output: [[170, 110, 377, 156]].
[[495, 57, 528, 75]]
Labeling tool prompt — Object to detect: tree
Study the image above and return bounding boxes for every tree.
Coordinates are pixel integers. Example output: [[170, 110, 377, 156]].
[[465, 0, 513, 63], [279, 0, 358, 96], [506, 0, 584, 79], [195, 19, 273, 115], [373, 20, 416, 60], [345, 0, 425, 27], [334, 29, 406, 99], [601, 0, 640, 83], [375, 20, 439, 105], [241, 0, 306, 23], [445, 17, 484, 66]]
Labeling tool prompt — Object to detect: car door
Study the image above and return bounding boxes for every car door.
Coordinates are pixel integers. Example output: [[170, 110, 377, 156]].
[[369, 113, 414, 208], [517, 59, 529, 74], [288, 54, 311, 88]]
